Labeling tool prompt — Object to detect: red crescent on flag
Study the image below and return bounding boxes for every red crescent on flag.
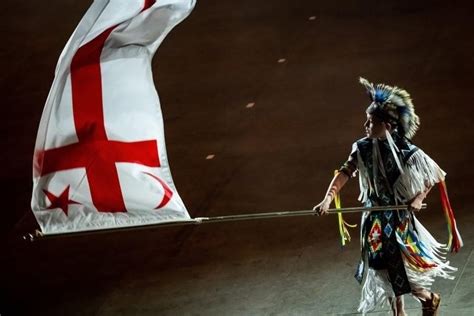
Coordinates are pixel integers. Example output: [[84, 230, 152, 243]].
[[143, 172, 173, 209]]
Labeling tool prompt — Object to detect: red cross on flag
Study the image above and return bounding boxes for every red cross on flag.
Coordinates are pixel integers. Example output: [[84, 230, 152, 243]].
[[31, 0, 196, 235]]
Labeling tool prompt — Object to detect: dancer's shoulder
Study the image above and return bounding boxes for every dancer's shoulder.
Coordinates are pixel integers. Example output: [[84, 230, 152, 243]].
[[353, 137, 371, 151]]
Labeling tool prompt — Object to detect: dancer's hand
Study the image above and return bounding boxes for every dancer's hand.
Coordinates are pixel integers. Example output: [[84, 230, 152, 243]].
[[313, 196, 331, 215], [408, 197, 423, 212]]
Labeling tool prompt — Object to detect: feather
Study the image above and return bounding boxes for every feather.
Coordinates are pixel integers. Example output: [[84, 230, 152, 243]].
[[358, 77, 420, 139], [359, 77, 375, 100]]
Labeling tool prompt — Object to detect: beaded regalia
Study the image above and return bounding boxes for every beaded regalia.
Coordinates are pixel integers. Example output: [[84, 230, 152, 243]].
[[336, 78, 462, 313]]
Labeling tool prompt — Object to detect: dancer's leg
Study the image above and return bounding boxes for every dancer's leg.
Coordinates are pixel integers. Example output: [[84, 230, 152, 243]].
[[412, 288, 441, 316], [388, 296, 407, 316]]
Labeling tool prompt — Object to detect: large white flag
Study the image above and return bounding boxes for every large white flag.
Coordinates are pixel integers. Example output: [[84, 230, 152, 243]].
[[31, 0, 196, 235]]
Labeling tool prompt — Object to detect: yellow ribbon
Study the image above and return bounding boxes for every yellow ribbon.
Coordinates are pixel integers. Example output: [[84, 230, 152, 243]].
[[334, 170, 357, 246]]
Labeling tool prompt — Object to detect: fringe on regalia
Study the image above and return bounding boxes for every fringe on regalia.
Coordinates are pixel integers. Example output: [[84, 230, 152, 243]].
[[354, 143, 462, 313]]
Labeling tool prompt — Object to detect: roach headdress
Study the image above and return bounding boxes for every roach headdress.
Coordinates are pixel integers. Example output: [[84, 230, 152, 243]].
[[359, 77, 420, 139]]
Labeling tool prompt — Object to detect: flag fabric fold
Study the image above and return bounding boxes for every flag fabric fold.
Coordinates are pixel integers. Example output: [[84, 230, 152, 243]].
[[31, 0, 196, 235]]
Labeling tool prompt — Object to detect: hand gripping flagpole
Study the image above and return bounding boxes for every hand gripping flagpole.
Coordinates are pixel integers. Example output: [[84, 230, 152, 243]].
[[24, 204, 426, 241]]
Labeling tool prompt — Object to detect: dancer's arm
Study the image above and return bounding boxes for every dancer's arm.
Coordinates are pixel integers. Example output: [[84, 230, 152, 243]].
[[409, 185, 432, 212], [313, 172, 350, 215]]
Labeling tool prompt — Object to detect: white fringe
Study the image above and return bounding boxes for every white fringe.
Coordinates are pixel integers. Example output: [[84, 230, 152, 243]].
[[358, 217, 457, 314], [358, 269, 395, 314], [393, 149, 446, 203], [357, 144, 446, 205], [408, 217, 458, 281]]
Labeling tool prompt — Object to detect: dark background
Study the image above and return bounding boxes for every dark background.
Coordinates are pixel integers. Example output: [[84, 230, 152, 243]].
[[2, 0, 474, 315]]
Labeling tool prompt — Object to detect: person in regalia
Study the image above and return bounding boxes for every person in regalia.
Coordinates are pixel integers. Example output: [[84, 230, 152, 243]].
[[313, 78, 462, 316]]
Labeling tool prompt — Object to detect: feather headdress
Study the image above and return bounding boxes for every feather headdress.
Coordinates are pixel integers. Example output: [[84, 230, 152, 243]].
[[359, 77, 420, 139]]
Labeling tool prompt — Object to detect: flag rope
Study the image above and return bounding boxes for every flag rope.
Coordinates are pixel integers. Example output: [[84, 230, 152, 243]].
[[24, 204, 426, 241]]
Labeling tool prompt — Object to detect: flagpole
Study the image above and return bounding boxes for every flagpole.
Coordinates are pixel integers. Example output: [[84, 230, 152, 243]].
[[24, 204, 426, 241]]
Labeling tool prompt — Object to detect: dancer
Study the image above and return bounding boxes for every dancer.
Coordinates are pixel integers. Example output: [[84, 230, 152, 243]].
[[314, 78, 462, 316]]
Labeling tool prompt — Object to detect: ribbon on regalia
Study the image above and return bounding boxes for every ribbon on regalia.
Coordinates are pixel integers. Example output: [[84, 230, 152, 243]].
[[334, 171, 357, 247], [438, 181, 463, 253]]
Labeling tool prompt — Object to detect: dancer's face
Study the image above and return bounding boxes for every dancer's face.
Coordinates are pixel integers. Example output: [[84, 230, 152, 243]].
[[364, 113, 388, 139]]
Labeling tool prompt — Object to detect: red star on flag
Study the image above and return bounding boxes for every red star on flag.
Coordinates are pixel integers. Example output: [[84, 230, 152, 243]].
[[43, 186, 79, 216]]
